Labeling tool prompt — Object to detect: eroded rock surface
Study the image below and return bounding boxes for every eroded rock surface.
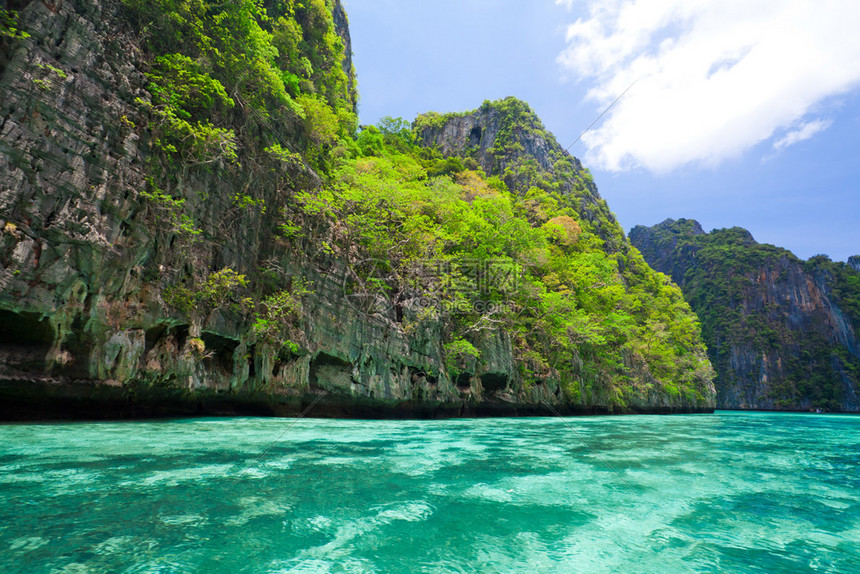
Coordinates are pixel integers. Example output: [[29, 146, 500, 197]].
[[631, 219, 860, 412], [0, 2, 714, 419]]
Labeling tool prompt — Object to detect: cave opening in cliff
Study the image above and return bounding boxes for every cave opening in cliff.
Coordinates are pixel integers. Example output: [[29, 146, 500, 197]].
[[201, 332, 238, 374], [469, 126, 482, 146], [0, 310, 53, 346], [480, 372, 508, 393], [455, 373, 472, 390], [410, 366, 439, 386], [145, 323, 190, 354], [173, 324, 189, 350], [309, 352, 352, 390], [0, 310, 54, 376], [144, 324, 168, 352]]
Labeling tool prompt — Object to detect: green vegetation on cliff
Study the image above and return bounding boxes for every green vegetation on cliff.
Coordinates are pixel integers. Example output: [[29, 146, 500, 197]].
[[119, 1, 713, 408], [121, 0, 359, 350], [123, 0, 357, 170], [806, 255, 860, 334], [121, 0, 713, 405], [293, 105, 714, 407], [0, 0, 714, 416], [630, 219, 860, 411], [414, 98, 593, 194]]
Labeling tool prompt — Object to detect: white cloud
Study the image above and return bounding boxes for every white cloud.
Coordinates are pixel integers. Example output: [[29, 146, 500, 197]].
[[556, 0, 860, 172], [773, 119, 833, 151]]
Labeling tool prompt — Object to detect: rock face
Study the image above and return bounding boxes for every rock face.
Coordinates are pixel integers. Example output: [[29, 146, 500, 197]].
[[630, 219, 860, 412], [849, 256, 860, 272], [0, 1, 714, 419], [330, 0, 356, 113], [417, 102, 577, 179], [414, 98, 626, 251]]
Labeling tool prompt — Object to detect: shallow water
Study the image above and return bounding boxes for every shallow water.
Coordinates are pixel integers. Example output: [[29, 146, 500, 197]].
[[0, 412, 857, 573]]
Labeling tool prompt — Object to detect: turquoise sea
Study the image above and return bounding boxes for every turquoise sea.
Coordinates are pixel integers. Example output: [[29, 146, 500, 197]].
[[0, 412, 857, 573]]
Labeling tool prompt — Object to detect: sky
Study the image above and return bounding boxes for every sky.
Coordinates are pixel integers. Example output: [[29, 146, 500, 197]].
[[340, 0, 860, 262]]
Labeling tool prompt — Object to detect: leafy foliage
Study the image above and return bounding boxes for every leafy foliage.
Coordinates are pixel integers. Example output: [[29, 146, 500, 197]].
[[123, 0, 357, 327], [295, 110, 714, 406], [444, 338, 481, 376], [0, 9, 29, 39], [139, 180, 202, 239], [164, 268, 250, 315], [114, 3, 710, 406], [253, 278, 313, 344], [123, 0, 356, 169]]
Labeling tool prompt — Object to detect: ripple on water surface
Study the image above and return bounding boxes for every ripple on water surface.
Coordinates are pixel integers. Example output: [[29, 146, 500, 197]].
[[0, 412, 858, 573]]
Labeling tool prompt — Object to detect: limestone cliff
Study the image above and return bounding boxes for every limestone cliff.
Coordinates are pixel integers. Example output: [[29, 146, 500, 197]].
[[414, 98, 625, 252], [630, 219, 860, 412], [0, 1, 714, 419], [330, 0, 356, 113]]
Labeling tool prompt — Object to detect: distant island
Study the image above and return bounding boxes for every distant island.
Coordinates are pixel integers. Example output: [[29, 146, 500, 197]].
[[631, 219, 860, 412]]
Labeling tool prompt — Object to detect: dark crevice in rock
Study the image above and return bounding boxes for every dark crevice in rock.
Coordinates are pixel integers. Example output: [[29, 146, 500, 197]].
[[480, 372, 508, 393], [247, 344, 256, 379], [59, 314, 94, 378], [54, 25, 65, 49], [407, 366, 427, 385], [144, 323, 167, 352], [410, 366, 438, 385], [469, 125, 482, 146], [173, 324, 189, 350], [455, 372, 471, 390], [200, 332, 238, 374], [7, 0, 33, 11], [0, 310, 54, 378], [0, 309, 53, 345]]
